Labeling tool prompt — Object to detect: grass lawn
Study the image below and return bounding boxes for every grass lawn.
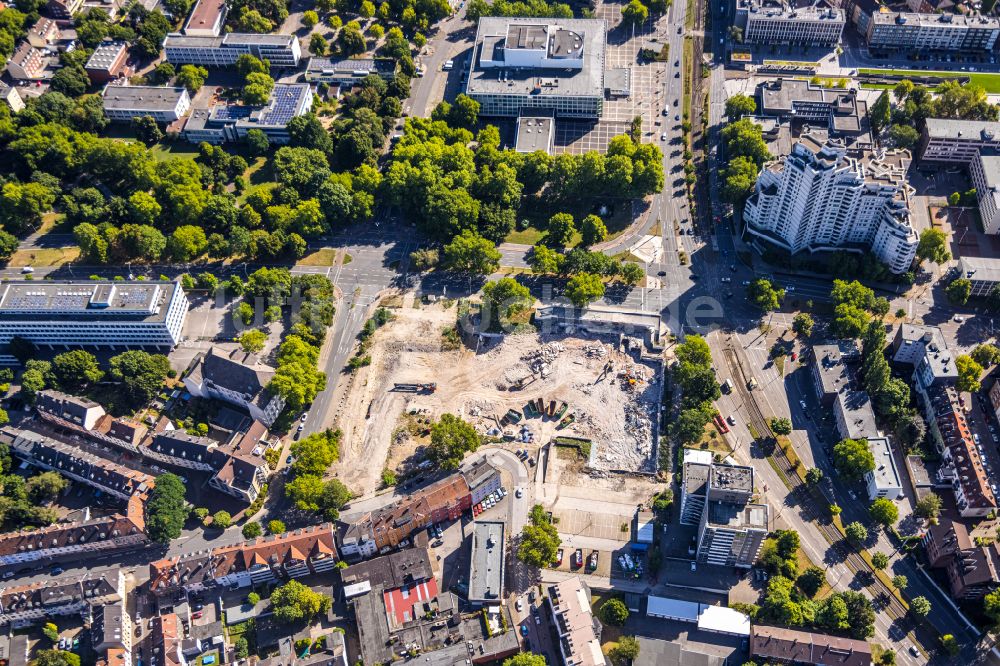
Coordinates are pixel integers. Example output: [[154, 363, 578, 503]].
[[7, 247, 80, 267], [505, 197, 633, 248], [859, 68, 1000, 93], [149, 142, 202, 162], [297, 248, 339, 266]]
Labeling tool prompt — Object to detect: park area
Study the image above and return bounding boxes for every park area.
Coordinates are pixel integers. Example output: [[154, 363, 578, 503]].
[[859, 68, 1000, 93]]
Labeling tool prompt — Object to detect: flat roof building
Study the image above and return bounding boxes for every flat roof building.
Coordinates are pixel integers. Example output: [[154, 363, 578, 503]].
[[163, 32, 301, 68], [102, 85, 192, 123], [865, 436, 902, 500], [0, 280, 188, 349], [468, 521, 505, 606], [891, 323, 958, 388], [515, 116, 554, 153], [467, 17, 607, 119], [959, 255, 1000, 298], [183, 0, 227, 36], [735, 0, 845, 47], [755, 79, 871, 146], [866, 11, 1000, 52], [86, 41, 129, 84], [919, 118, 1000, 164], [751, 625, 872, 666], [834, 389, 879, 441], [545, 577, 606, 666], [972, 150, 1000, 235], [182, 83, 311, 145], [304, 57, 395, 85], [811, 342, 860, 405]]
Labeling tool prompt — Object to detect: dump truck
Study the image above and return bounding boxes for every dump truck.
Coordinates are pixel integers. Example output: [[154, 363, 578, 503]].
[[557, 413, 576, 429], [505, 408, 522, 424]]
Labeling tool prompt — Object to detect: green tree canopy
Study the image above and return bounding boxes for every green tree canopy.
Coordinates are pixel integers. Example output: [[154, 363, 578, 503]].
[[428, 414, 481, 469], [146, 473, 187, 544], [725, 94, 756, 121], [600, 598, 629, 625], [52, 350, 103, 390], [565, 272, 605, 307], [956, 354, 983, 393], [748, 278, 784, 311], [443, 230, 501, 275], [271, 580, 332, 624], [833, 438, 875, 480]]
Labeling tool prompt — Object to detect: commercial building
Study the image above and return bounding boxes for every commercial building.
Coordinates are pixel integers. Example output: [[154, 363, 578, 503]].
[[515, 116, 554, 153], [0, 84, 24, 113], [971, 150, 1000, 235], [924, 519, 1000, 600], [0, 280, 188, 350], [811, 342, 861, 405], [919, 118, 1000, 164], [148, 524, 339, 596], [6, 42, 45, 80], [26, 18, 60, 48], [680, 451, 768, 568], [834, 389, 879, 441], [743, 134, 917, 274], [735, 0, 845, 47], [545, 577, 606, 666], [85, 41, 129, 84], [645, 597, 751, 637], [466, 18, 607, 118], [184, 347, 285, 427], [959, 256, 1000, 298], [468, 521, 505, 606], [755, 79, 871, 146], [163, 33, 301, 68], [864, 436, 902, 500], [183, 0, 227, 36], [0, 569, 123, 628], [750, 625, 872, 666], [866, 11, 1000, 52], [182, 83, 312, 145], [304, 57, 395, 85], [102, 85, 191, 123]]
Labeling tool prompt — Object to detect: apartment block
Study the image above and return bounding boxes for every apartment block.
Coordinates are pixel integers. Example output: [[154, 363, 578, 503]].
[[545, 577, 606, 666], [0, 84, 24, 113], [971, 150, 1000, 235], [6, 42, 45, 80], [304, 57, 396, 85], [85, 41, 129, 84], [26, 18, 59, 48], [866, 11, 1000, 52], [735, 0, 845, 47], [0, 280, 188, 349], [923, 519, 1000, 600], [102, 86, 192, 123], [891, 323, 958, 388], [468, 521, 505, 606], [163, 33, 301, 68], [0, 510, 148, 568], [919, 118, 1000, 164], [811, 341, 861, 405], [148, 524, 339, 597], [0, 569, 123, 628], [183, 0, 227, 36], [45, 0, 84, 19], [751, 625, 872, 666], [181, 83, 312, 146], [183, 348, 285, 426], [466, 18, 607, 118], [744, 134, 917, 274], [864, 436, 902, 500]]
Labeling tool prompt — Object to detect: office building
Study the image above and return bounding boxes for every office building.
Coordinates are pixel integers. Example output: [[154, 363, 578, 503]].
[[891, 323, 958, 388], [182, 83, 312, 145], [102, 85, 191, 123], [304, 57, 395, 85], [85, 41, 129, 84], [26, 18, 59, 48], [959, 256, 1000, 298], [545, 577, 606, 666], [6, 42, 45, 80], [183, 348, 285, 427], [919, 118, 1000, 164], [183, 0, 227, 36], [864, 436, 902, 500], [866, 11, 1000, 52], [751, 625, 872, 666], [680, 451, 768, 568], [466, 18, 607, 118], [468, 521, 505, 606], [972, 150, 1000, 235], [163, 33, 301, 68], [0, 84, 23, 113], [743, 134, 917, 274], [755, 78, 871, 146], [0, 569, 123, 628], [924, 519, 1000, 600], [735, 0, 845, 47], [0, 280, 188, 349]]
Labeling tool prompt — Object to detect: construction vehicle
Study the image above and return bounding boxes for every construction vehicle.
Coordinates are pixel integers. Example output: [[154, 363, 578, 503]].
[[511, 374, 538, 391], [557, 413, 575, 429], [505, 409, 522, 424], [547, 400, 557, 417], [393, 383, 437, 393]]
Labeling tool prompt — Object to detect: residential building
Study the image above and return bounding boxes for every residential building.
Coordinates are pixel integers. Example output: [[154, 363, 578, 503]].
[[634, 637, 725, 666], [0, 569, 123, 628], [468, 521, 505, 606], [971, 150, 1000, 235], [680, 451, 768, 568], [85, 41, 129, 83], [923, 519, 1000, 599], [811, 342, 860, 405], [466, 18, 607, 118], [26, 18, 59, 48], [891, 323, 958, 388], [102, 85, 191, 123], [183, 0, 227, 36], [735, 0, 845, 47], [834, 389, 879, 441], [0, 508, 148, 568], [0, 84, 24, 112], [750, 625, 872, 666], [148, 524, 339, 597], [0, 280, 188, 349], [959, 256, 1000, 298], [93, 603, 132, 655], [743, 134, 917, 274], [36, 390, 105, 431], [864, 436, 902, 500], [866, 11, 1000, 52], [919, 118, 1000, 164], [991, 380, 1000, 425], [183, 347, 285, 427], [163, 33, 301, 68], [45, 0, 84, 19], [304, 57, 395, 85], [340, 461, 499, 559], [544, 577, 606, 666], [150, 430, 269, 503], [6, 42, 45, 80], [182, 83, 312, 145], [755, 79, 871, 146]]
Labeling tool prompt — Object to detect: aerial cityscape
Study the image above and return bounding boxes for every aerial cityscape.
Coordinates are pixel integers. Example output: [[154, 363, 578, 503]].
[[0, 0, 997, 662]]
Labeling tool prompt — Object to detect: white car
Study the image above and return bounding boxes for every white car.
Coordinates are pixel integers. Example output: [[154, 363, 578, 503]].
[[660, 133, 667, 141], [515, 488, 523, 498], [954, 315, 965, 323]]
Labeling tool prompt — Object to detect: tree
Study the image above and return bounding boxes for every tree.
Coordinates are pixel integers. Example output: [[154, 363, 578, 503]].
[[268, 519, 286, 534], [547, 212, 575, 246], [871, 552, 889, 570], [270, 580, 331, 624], [428, 414, 481, 469], [600, 598, 629, 626], [870, 90, 891, 134], [721, 155, 759, 204], [243, 71, 275, 105], [309, 32, 327, 56], [50, 65, 89, 97], [621, 0, 648, 26], [504, 654, 546, 666], [176, 64, 208, 93], [481, 278, 532, 326], [770, 417, 792, 436], [235, 636, 249, 659], [529, 244, 564, 274], [845, 521, 868, 544], [442, 230, 501, 275], [518, 505, 560, 567], [168, 225, 208, 261], [889, 124, 919, 148], [972, 344, 1000, 368], [242, 522, 262, 538], [805, 467, 823, 486], [108, 350, 171, 407], [302, 9, 318, 25], [212, 510, 231, 529], [237, 329, 267, 353], [43, 622, 59, 643], [833, 438, 875, 480], [797, 566, 826, 598], [910, 596, 931, 618], [0, 230, 17, 262], [29, 650, 81, 666], [565, 273, 605, 307], [915, 493, 942, 521], [869, 498, 898, 529], [620, 262, 644, 285], [725, 94, 756, 121], [246, 129, 270, 156], [26, 471, 68, 503], [946, 277, 972, 305], [318, 479, 352, 521], [132, 115, 163, 144], [892, 575, 908, 590], [893, 79, 914, 101], [748, 278, 784, 311], [145, 473, 187, 544], [606, 636, 640, 666], [956, 354, 983, 393], [449, 94, 479, 130], [793, 313, 814, 337], [52, 350, 103, 390], [290, 429, 340, 477], [915, 228, 950, 265], [580, 214, 607, 246]]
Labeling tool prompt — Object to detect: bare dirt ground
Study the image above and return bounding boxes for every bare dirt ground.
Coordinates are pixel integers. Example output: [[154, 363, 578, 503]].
[[333, 301, 662, 496]]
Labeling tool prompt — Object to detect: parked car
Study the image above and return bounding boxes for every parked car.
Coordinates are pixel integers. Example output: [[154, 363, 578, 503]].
[[555, 548, 564, 566]]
